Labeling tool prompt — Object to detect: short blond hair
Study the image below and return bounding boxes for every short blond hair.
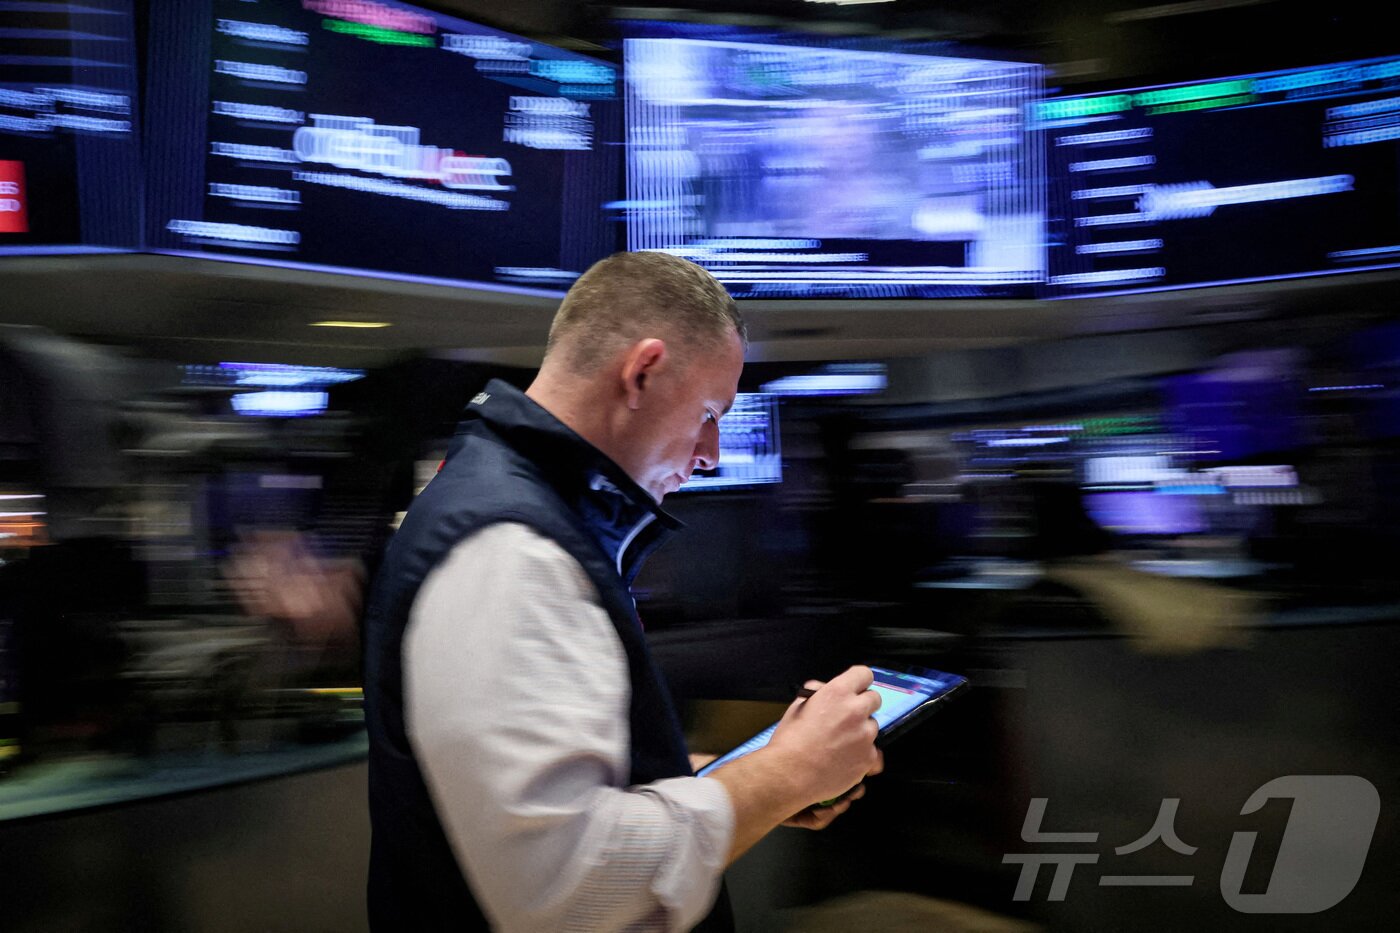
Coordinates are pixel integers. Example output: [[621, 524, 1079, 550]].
[[545, 251, 746, 373]]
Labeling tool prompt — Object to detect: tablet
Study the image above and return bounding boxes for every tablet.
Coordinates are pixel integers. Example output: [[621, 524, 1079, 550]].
[[694, 666, 968, 778]]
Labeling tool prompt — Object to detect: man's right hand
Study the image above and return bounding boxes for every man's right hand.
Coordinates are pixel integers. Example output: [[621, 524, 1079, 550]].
[[763, 665, 884, 805], [704, 665, 885, 865]]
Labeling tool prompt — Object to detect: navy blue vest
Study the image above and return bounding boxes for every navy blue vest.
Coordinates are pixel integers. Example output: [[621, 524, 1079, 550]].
[[364, 379, 734, 932]]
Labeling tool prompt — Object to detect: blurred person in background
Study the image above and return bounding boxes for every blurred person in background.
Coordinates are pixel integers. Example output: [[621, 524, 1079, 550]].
[[223, 527, 364, 679], [1011, 481, 1257, 653], [362, 251, 885, 932]]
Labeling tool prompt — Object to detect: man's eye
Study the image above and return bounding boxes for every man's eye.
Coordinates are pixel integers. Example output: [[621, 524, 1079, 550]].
[[704, 411, 718, 424]]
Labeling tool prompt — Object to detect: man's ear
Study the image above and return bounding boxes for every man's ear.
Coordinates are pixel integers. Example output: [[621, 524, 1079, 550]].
[[620, 338, 668, 411]]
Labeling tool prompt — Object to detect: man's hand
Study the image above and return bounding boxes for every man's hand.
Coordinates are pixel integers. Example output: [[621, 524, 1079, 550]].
[[764, 665, 885, 805], [705, 665, 884, 864], [775, 674, 880, 830], [782, 784, 866, 830]]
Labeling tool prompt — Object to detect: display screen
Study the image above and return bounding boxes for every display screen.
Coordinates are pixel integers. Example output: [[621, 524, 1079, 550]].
[[695, 666, 967, 777], [678, 392, 782, 491], [144, 0, 621, 292], [761, 362, 887, 398], [1345, 320, 1400, 439], [231, 390, 328, 417], [182, 360, 365, 389], [1084, 490, 1208, 536], [624, 38, 1044, 299], [1040, 54, 1400, 296], [1163, 349, 1302, 462], [0, 0, 141, 253]]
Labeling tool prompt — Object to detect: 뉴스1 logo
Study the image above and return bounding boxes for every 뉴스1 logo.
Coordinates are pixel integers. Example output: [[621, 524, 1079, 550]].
[[1004, 775, 1380, 914], [0, 161, 27, 233]]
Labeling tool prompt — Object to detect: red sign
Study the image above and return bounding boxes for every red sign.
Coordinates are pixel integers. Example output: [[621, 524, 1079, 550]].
[[0, 161, 28, 234]]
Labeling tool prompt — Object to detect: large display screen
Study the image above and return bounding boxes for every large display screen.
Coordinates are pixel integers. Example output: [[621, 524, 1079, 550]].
[[1040, 54, 1400, 296], [0, 0, 141, 254], [144, 0, 621, 292], [624, 38, 1044, 299]]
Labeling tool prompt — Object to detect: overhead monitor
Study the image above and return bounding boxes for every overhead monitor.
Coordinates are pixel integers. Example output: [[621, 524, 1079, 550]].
[[144, 0, 621, 293], [624, 38, 1044, 299], [1039, 54, 1400, 296], [0, 0, 141, 254]]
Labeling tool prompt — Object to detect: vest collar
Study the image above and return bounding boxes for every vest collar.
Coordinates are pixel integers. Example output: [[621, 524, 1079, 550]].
[[457, 379, 682, 573]]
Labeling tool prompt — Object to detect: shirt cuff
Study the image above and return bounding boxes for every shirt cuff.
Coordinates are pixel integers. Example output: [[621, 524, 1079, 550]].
[[635, 775, 734, 931]]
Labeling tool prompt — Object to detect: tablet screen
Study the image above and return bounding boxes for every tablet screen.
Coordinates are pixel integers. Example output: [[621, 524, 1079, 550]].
[[695, 666, 966, 777]]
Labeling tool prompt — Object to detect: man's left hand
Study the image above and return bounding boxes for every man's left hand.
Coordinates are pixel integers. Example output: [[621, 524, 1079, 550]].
[[781, 783, 866, 830]]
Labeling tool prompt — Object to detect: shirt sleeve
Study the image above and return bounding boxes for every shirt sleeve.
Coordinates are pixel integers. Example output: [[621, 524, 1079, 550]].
[[403, 522, 734, 933]]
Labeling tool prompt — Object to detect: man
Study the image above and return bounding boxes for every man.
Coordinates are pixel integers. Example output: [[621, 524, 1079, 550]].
[[363, 251, 883, 932]]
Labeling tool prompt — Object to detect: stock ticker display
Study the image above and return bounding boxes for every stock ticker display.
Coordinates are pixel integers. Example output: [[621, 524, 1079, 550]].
[[0, 0, 141, 253], [624, 38, 1045, 299], [144, 0, 621, 292], [1040, 55, 1400, 297]]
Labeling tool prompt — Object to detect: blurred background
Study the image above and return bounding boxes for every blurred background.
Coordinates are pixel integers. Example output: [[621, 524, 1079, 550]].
[[1, 1, 1398, 930]]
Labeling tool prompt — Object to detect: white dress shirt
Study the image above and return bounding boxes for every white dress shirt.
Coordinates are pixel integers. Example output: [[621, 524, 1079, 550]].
[[404, 522, 734, 932]]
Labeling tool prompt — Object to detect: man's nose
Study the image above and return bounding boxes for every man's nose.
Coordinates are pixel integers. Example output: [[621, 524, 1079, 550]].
[[693, 429, 720, 472]]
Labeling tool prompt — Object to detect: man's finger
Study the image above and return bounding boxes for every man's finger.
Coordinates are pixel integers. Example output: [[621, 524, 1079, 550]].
[[802, 799, 850, 825], [829, 664, 874, 693]]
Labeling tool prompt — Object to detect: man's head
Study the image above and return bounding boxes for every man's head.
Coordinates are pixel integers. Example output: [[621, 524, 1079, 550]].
[[544, 251, 746, 374], [528, 251, 746, 502]]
